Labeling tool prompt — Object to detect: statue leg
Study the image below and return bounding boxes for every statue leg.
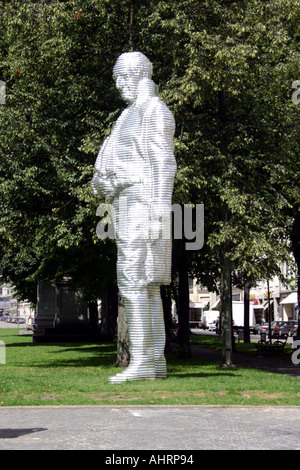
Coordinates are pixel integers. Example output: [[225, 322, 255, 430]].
[[148, 284, 167, 379], [108, 195, 161, 382], [108, 288, 156, 383]]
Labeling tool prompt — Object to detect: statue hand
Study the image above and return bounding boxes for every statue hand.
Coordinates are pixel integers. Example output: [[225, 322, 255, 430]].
[[91, 172, 115, 199]]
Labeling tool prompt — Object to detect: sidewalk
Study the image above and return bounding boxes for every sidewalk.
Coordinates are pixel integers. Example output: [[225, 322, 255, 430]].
[[0, 405, 300, 450]]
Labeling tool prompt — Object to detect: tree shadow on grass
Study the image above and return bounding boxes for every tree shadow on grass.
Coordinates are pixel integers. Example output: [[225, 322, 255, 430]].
[[23, 343, 118, 369], [4, 339, 242, 375], [167, 371, 241, 378], [4, 341, 114, 348], [166, 354, 242, 378]]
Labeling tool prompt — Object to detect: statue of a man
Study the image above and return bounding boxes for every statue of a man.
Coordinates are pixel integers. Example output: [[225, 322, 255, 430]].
[[91, 51, 176, 382]]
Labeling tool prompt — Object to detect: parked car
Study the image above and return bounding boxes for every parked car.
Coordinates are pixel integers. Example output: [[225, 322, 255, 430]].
[[253, 324, 260, 334], [281, 320, 298, 337], [256, 322, 269, 335], [271, 321, 287, 337], [208, 321, 217, 331], [198, 321, 207, 330], [11, 317, 26, 324]]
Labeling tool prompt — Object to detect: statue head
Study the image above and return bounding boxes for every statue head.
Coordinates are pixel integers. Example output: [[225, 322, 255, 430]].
[[113, 52, 153, 104]]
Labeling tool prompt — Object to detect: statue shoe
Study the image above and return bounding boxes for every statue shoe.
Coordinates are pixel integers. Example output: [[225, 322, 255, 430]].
[[108, 363, 156, 383]]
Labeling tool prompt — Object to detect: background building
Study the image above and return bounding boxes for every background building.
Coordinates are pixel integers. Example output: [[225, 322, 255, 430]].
[[188, 262, 298, 325], [0, 282, 35, 321]]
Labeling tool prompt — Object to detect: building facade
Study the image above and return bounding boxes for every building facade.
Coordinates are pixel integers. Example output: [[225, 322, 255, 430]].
[[188, 262, 298, 324], [0, 282, 35, 321]]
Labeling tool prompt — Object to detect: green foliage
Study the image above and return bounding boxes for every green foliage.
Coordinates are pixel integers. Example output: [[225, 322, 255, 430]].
[[0, 0, 131, 301], [0, 0, 299, 303], [137, 0, 300, 288]]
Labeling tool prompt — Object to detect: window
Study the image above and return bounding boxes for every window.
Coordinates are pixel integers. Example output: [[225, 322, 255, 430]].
[[232, 294, 240, 301]]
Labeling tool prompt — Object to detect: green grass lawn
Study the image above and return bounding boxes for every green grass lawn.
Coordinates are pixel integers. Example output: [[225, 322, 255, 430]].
[[0, 328, 299, 407]]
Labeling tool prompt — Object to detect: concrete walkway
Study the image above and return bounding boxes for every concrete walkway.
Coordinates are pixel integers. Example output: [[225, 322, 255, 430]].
[[0, 405, 300, 450]]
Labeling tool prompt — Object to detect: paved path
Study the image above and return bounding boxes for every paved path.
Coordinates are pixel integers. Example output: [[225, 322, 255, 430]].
[[192, 344, 300, 378], [0, 322, 27, 328], [0, 405, 300, 451]]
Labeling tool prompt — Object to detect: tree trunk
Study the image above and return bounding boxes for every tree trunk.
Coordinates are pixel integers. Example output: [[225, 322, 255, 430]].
[[115, 297, 130, 367], [88, 301, 99, 328], [177, 240, 191, 358], [291, 208, 300, 335], [129, 0, 138, 51], [161, 285, 173, 352], [220, 255, 236, 368], [243, 281, 251, 343], [100, 282, 118, 339]]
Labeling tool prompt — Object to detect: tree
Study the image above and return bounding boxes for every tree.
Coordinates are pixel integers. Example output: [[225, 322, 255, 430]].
[[0, 0, 131, 305], [137, 0, 299, 362], [1, 0, 298, 364]]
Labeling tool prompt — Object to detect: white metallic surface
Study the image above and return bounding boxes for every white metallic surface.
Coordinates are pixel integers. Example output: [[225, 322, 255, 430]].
[[92, 52, 176, 382]]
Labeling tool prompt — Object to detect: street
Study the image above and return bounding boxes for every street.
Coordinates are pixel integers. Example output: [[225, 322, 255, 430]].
[[0, 322, 295, 345]]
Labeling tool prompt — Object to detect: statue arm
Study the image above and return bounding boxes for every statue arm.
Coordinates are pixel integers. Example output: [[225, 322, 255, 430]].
[[147, 104, 176, 210], [91, 110, 133, 200], [91, 136, 116, 200]]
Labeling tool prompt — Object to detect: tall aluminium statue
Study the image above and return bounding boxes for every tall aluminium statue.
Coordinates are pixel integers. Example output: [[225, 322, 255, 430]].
[[91, 52, 176, 382]]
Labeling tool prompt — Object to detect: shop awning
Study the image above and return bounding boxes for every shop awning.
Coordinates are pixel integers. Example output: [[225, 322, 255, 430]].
[[211, 299, 220, 309], [280, 292, 298, 305], [189, 301, 209, 309], [264, 300, 273, 310], [253, 301, 274, 310]]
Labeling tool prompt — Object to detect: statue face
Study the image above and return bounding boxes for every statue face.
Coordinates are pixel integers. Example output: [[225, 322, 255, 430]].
[[113, 52, 152, 104], [114, 67, 142, 104]]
